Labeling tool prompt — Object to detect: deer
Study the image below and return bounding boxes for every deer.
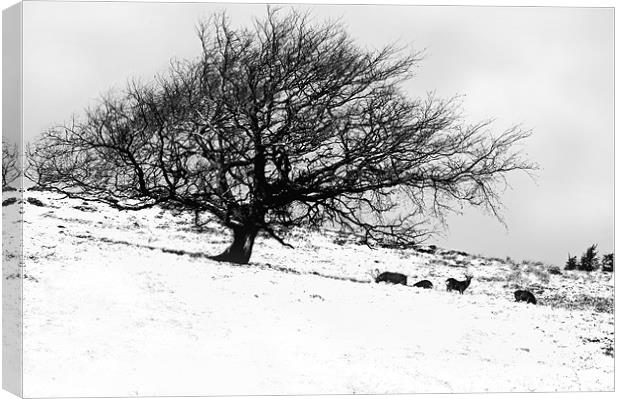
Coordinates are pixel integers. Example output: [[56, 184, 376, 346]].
[[372, 269, 408, 285], [445, 274, 473, 294], [413, 280, 433, 289], [514, 290, 537, 304]]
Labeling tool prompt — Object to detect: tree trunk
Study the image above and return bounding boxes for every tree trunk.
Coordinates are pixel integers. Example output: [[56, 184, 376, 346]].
[[209, 225, 258, 264]]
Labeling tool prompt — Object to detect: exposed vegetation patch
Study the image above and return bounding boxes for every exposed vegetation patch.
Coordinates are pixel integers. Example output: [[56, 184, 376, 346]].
[[2, 197, 18, 207], [5, 273, 39, 283], [544, 293, 613, 314], [582, 336, 614, 358], [26, 197, 45, 207], [73, 205, 97, 212], [478, 275, 506, 283]]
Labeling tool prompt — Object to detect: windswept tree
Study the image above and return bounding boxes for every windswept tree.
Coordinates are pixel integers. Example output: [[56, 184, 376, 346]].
[[2, 140, 19, 189], [29, 9, 535, 264], [578, 244, 600, 272]]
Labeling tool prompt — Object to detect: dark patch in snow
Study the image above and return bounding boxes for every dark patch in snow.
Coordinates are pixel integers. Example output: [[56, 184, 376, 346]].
[[415, 246, 437, 255], [2, 197, 18, 206], [73, 205, 97, 212], [26, 197, 46, 207], [440, 249, 470, 257], [74, 233, 207, 258], [5, 273, 39, 283]]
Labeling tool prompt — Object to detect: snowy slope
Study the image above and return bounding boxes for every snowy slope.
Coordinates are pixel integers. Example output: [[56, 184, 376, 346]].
[[2, 190, 614, 396]]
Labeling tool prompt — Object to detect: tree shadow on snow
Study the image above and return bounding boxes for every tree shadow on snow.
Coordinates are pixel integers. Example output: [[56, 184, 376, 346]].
[[72, 232, 370, 285]]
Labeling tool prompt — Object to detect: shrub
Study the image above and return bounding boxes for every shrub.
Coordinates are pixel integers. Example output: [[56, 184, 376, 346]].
[[416, 246, 437, 255], [73, 205, 97, 212], [602, 253, 614, 273], [2, 197, 18, 207], [26, 197, 45, 207], [548, 265, 562, 275], [442, 249, 468, 257]]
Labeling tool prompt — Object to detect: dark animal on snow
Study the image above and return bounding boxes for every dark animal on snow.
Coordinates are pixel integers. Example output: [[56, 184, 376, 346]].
[[413, 280, 433, 289], [446, 275, 473, 294], [374, 269, 408, 285], [514, 290, 537, 304]]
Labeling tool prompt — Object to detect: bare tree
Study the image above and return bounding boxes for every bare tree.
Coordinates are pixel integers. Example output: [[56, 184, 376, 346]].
[[29, 9, 536, 264], [2, 140, 19, 189]]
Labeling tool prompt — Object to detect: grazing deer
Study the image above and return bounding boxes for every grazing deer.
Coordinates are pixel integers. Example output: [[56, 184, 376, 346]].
[[413, 280, 433, 289], [446, 274, 473, 294], [514, 290, 537, 304], [373, 269, 408, 285]]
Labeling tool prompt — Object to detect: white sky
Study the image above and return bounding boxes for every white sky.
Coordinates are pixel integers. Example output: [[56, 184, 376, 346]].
[[20, 0, 613, 266]]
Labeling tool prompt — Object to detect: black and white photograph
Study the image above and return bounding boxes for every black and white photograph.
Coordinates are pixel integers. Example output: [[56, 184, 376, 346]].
[[1, 0, 615, 397]]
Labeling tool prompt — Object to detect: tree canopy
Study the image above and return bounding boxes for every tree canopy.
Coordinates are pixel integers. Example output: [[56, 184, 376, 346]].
[[29, 9, 536, 264]]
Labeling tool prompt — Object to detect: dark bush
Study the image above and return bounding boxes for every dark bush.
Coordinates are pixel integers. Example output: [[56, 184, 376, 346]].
[[416, 246, 437, 255], [602, 253, 614, 273], [26, 197, 45, 207], [2, 197, 18, 207], [578, 244, 600, 272]]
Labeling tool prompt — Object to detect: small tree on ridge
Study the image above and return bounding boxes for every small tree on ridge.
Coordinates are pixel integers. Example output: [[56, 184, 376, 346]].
[[565, 254, 578, 271], [578, 244, 600, 272]]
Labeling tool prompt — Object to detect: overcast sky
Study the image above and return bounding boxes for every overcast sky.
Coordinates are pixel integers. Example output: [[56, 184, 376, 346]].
[[21, 1, 613, 266]]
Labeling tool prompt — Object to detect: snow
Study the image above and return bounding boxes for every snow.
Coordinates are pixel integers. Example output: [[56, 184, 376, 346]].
[[2, 190, 614, 396]]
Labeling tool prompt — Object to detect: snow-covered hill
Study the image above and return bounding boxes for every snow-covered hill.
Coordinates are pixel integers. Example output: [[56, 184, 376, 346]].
[[2, 190, 614, 396]]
